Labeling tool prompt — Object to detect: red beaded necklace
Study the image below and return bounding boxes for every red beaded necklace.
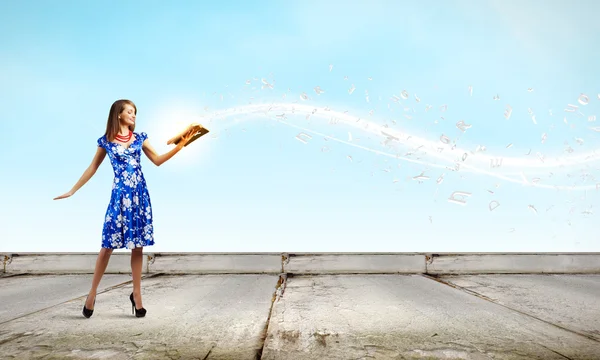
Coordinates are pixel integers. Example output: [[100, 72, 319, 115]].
[[115, 130, 132, 143]]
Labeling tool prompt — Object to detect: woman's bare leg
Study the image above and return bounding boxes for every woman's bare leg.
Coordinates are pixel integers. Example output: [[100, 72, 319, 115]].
[[131, 247, 144, 308], [85, 248, 114, 309]]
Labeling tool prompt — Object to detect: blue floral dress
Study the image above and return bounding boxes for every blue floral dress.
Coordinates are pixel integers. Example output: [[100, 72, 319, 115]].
[[97, 132, 154, 249]]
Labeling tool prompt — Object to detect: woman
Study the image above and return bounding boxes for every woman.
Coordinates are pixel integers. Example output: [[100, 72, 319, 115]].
[[54, 99, 195, 318]]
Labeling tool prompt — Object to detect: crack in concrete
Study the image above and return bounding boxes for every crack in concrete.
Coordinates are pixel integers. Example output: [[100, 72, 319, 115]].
[[201, 343, 216, 360], [422, 274, 498, 302], [421, 274, 600, 344], [256, 257, 288, 359], [275, 275, 287, 301], [146, 253, 156, 272], [2, 254, 8, 273], [281, 253, 290, 272], [0, 272, 26, 279], [536, 343, 574, 360], [0, 332, 34, 346]]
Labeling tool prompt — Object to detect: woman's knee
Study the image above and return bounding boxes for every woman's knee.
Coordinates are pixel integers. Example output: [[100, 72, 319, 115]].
[[132, 247, 143, 254], [100, 248, 113, 256]]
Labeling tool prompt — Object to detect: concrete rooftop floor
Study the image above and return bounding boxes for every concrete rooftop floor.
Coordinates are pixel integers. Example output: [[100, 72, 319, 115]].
[[1, 253, 599, 359]]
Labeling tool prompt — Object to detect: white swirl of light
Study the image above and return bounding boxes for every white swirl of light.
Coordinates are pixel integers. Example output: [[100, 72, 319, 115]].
[[201, 102, 600, 191]]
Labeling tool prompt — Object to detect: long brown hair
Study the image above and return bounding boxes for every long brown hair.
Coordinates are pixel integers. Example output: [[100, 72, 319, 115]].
[[105, 99, 137, 141]]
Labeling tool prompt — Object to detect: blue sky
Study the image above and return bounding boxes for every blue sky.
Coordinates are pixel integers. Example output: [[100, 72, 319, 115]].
[[1, 0, 599, 252]]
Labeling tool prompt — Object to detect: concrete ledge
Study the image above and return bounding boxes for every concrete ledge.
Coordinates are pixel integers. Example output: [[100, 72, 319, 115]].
[[283, 254, 426, 274], [147, 253, 283, 274], [2, 253, 600, 274], [3, 253, 148, 274], [426, 254, 600, 274]]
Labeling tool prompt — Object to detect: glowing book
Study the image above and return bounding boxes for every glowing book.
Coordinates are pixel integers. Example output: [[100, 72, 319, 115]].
[[167, 123, 210, 147]]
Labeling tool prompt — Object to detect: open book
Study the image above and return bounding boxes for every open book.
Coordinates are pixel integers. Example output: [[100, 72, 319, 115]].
[[167, 123, 210, 147]]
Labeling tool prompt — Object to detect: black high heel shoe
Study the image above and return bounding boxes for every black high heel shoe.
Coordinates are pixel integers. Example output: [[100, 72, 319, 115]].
[[82, 296, 96, 318], [129, 293, 147, 318]]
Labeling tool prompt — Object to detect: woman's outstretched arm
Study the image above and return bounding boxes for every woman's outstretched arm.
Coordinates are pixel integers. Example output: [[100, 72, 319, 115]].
[[54, 147, 107, 200], [142, 130, 195, 167]]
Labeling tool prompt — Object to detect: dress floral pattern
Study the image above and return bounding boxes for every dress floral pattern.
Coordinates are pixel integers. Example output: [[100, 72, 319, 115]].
[[97, 132, 154, 249]]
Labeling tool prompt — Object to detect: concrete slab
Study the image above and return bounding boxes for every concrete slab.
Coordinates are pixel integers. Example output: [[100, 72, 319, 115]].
[[437, 274, 600, 341], [147, 253, 283, 274], [0, 274, 278, 359], [4, 253, 149, 274], [284, 254, 425, 274], [427, 254, 600, 274], [0, 274, 132, 324], [262, 275, 600, 359]]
